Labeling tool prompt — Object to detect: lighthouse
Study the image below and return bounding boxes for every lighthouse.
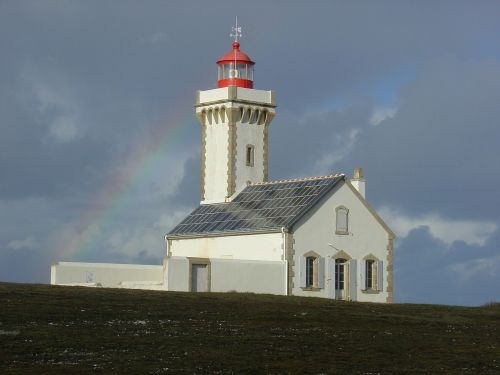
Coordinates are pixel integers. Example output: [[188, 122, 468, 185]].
[[51, 23, 394, 304], [195, 23, 276, 204]]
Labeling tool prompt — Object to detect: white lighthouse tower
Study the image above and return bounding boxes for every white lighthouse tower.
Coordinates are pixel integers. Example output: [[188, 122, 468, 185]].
[[195, 23, 276, 203]]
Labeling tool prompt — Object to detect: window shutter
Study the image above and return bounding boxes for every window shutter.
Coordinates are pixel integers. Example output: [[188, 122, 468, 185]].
[[299, 256, 307, 288], [327, 258, 335, 299], [318, 257, 325, 289], [349, 259, 357, 301], [377, 260, 384, 292], [360, 259, 366, 290]]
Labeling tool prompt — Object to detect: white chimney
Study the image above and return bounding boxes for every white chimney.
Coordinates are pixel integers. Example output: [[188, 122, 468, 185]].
[[351, 167, 365, 199]]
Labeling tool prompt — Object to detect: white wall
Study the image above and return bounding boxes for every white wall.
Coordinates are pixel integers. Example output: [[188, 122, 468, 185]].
[[236, 87, 274, 103], [211, 259, 286, 294], [198, 87, 273, 105], [51, 262, 164, 289], [169, 232, 283, 261], [292, 182, 391, 303], [204, 121, 230, 202], [203, 118, 267, 203], [234, 121, 265, 190], [166, 257, 190, 291], [166, 256, 286, 295]]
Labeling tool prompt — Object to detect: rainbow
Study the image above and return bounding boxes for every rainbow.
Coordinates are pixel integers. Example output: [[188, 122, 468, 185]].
[[58, 87, 204, 262]]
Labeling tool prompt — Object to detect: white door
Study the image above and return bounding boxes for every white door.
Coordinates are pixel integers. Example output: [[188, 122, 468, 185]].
[[191, 264, 208, 292]]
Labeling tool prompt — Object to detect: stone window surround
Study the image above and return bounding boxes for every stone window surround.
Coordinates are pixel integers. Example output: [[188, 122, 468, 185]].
[[301, 250, 322, 291], [245, 144, 255, 167], [335, 206, 349, 235], [361, 254, 381, 294]]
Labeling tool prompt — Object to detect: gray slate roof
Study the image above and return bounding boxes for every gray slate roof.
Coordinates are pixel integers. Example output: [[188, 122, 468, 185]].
[[168, 174, 345, 237]]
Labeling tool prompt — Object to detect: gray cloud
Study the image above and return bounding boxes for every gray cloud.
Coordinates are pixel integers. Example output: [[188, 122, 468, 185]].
[[395, 227, 500, 306], [350, 58, 500, 219]]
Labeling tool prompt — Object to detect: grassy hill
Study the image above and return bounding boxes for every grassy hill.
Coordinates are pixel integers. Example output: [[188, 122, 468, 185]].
[[0, 283, 499, 374]]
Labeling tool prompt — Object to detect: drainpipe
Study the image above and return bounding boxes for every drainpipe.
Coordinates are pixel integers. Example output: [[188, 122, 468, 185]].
[[163, 234, 169, 291], [164, 234, 169, 257], [281, 227, 288, 296]]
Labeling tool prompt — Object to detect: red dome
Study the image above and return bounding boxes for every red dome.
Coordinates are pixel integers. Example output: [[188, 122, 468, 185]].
[[217, 42, 254, 65]]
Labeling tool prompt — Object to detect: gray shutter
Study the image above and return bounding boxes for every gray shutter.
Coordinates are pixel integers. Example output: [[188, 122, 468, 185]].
[[377, 260, 384, 291], [360, 259, 366, 290], [349, 259, 357, 301], [327, 257, 335, 299], [318, 257, 325, 289], [299, 256, 307, 288]]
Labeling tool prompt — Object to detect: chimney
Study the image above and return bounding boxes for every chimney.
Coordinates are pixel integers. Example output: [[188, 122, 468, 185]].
[[351, 167, 365, 198]]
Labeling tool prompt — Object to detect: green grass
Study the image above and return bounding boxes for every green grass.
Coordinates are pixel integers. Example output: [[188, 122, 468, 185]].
[[0, 283, 499, 374]]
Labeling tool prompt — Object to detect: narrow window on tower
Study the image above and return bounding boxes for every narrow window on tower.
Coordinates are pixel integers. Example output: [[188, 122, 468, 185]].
[[246, 145, 254, 167]]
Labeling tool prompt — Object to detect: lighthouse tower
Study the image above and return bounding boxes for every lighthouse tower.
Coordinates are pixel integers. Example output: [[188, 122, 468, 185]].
[[195, 23, 276, 204]]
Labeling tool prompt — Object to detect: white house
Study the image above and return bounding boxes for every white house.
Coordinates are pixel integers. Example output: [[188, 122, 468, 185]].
[[51, 30, 394, 303]]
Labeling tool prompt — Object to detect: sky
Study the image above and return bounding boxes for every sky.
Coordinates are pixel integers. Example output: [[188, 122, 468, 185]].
[[1, 1, 500, 306]]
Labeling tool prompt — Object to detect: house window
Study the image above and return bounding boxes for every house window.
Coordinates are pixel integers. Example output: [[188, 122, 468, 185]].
[[246, 145, 254, 166], [365, 259, 375, 289], [306, 256, 317, 288], [362, 258, 383, 292], [301, 254, 325, 290], [336, 206, 349, 234]]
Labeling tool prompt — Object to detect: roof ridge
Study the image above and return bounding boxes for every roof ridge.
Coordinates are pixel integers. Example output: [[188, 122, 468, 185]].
[[252, 173, 345, 186]]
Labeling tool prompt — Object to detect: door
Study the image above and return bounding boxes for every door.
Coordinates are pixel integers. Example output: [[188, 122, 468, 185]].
[[191, 264, 208, 292], [335, 258, 347, 300]]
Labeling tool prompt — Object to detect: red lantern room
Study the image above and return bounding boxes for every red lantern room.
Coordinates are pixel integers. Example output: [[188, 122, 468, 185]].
[[217, 41, 254, 88]]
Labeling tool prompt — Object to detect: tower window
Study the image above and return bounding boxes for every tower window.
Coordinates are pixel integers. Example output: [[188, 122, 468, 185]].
[[246, 145, 254, 166]]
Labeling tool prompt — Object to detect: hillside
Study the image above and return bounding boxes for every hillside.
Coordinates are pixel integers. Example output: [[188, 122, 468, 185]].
[[0, 283, 499, 374]]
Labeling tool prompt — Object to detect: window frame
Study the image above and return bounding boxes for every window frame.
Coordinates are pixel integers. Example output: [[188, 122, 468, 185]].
[[305, 256, 317, 288], [335, 206, 349, 235], [301, 252, 325, 291], [330, 253, 355, 301], [365, 259, 375, 290], [361, 256, 383, 293], [245, 144, 255, 167], [334, 258, 347, 290]]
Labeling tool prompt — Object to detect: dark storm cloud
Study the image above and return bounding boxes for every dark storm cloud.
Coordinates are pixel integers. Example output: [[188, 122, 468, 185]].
[[0, 248, 51, 284], [395, 227, 500, 306], [346, 57, 500, 219], [171, 153, 203, 209], [269, 97, 373, 179], [1, 1, 500, 304]]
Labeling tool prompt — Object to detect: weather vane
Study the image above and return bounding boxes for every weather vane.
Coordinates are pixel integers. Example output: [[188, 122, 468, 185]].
[[230, 16, 242, 42]]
